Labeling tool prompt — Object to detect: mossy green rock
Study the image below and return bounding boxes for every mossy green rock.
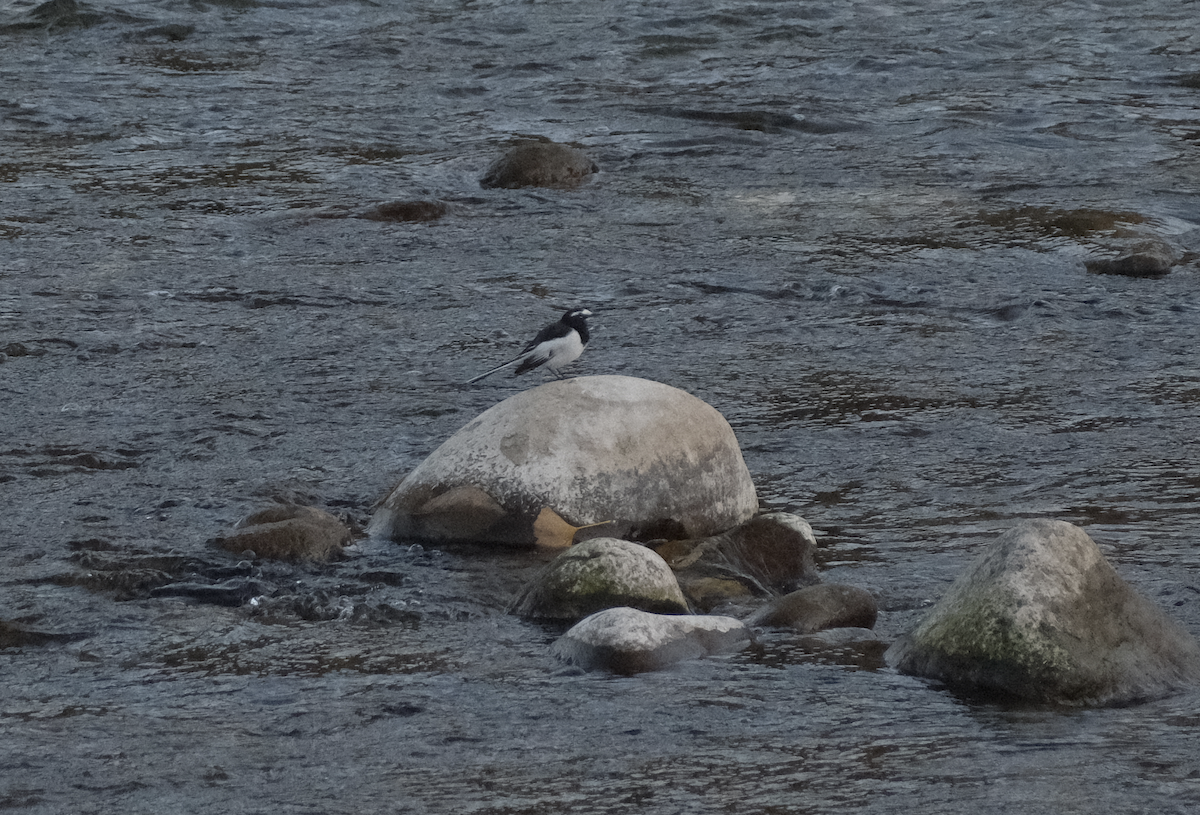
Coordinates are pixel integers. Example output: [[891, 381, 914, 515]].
[[886, 519, 1200, 705], [509, 538, 689, 621]]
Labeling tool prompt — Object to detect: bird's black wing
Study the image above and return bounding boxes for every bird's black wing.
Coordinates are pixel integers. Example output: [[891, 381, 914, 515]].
[[520, 319, 572, 353]]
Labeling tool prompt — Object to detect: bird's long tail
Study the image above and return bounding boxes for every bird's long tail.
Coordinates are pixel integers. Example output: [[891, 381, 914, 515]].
[[466, 356, 522, 384]]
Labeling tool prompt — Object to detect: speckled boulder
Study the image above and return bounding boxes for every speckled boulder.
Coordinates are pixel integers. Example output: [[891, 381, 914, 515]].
[[509, 538, 689, 621], [368, 376, 759, 546], [552, 606, 750, 674], [748, 584, 878, 633], [886, 519, 1200, 706], [480, 141, 597, 189], [215, 505, 352, 562]]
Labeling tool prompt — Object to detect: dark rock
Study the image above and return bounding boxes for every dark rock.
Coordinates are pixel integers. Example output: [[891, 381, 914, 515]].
[[1, 0, 137, 32], [793, 628, 888, 671], [676, 576, 755, 613], [357, 200, 447, 223], [657, 512, 820, 604], [126, 23, 195, 42], [747, 584, 878, 633], [150, 578, 271, 606], [1085, 239, 1180, 277], [0, 620, 87, 649], [215, 504, 352, 562], [480, 141, 598, 189]]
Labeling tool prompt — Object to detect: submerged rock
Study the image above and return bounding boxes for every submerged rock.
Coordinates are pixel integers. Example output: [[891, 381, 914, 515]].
[[552, 606, 750, 674], [150, 578, 271, 606], [658, 512, 820, 608], [509, 538, 688, 621], [675, 576, 756, 612], [480, 141, 598, 189], [748, 584, 878, 633], [1085, 238, 1179, 277], [369, 375, 758, 546], [885, 519, 1200, 706], [0, 620, 86, 648], [357, 200, 447, 223], [215, 504, 352, 562], [1, 0, 127, 32]]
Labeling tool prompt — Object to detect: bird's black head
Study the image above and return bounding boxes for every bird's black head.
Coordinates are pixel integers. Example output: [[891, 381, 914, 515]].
[[562, 307, 592, 343]]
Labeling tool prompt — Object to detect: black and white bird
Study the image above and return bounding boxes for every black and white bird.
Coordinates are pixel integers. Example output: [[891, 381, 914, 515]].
[[467, 307, 593, 384]]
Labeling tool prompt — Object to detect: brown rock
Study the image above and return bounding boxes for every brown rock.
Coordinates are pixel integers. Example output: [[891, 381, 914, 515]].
[[480, 141, 598, 189], [1085, 239, 1179, 277], [657, 512, 820, 599], [747, 584, 878, 633], [357, 200, 447, 223], [215, 504, 352, 562], [677, 576, 755, 613]]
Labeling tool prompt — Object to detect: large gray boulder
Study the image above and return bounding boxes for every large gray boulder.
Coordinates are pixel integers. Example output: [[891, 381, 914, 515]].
[[368, 376, 758, 546], [886, 519, 1200, 705], [552, 606, 750, 674], [509, 538, 689, 621]]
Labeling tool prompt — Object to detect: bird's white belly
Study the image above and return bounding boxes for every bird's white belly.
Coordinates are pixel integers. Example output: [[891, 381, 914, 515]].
[[537, 333, 584, 372]]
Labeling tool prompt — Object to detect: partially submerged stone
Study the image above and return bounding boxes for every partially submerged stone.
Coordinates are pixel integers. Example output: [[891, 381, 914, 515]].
[[480, 141, 597, 189], [748, 584, 878, 633], [677, 576, 755, 613], [658, 512, 819, 606], [886, 519, 1200, 705], [1085, 239, 1179, 277], [552, 606, 750, 674], [369, 376, 758, 546], [215, 504, 352, 562], [357, 200, 447, 223], [509, 538, 688, 621]]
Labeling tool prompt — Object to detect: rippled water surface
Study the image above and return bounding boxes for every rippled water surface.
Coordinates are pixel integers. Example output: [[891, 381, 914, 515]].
[[4, 0, 1200, 812]]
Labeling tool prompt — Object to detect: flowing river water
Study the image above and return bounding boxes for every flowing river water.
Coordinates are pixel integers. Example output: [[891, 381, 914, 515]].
[[3, 0, 1200, 812]]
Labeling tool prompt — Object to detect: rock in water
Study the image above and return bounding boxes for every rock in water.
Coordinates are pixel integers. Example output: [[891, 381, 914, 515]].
[[552, 606, 750, 674], [368, 376, 758, 546], [1085, 239, 1179, 278], [659, 512, 820, 605], [214, 504, 352, 562], [509, 538, 689, 621], [885, 519, 1200, 705], [480, 141, 597, 189], [356, 200, 447, 223], [748, 584, 878, 633]]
